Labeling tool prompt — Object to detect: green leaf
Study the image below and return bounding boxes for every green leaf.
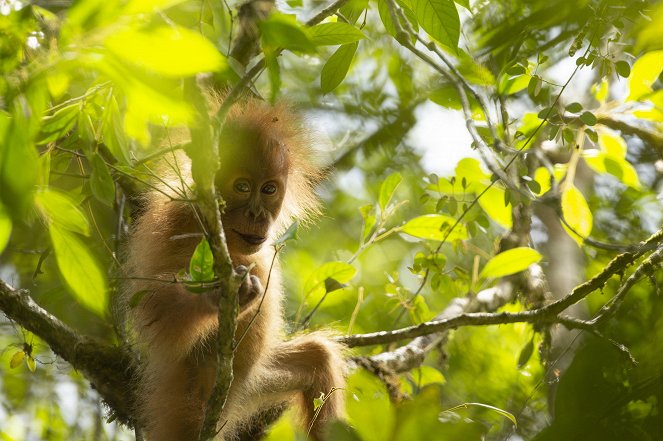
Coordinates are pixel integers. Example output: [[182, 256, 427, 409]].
[[480, 247, 542, 279], [378, 0, 419, 42], [400, 214, 467, 241], [579, 111, 597, 126], [339, 0, 369, 24], [506, 65, 526, 76], [49, 224, 108, 316], [35, 189, 90, 236], [38, 105, 78, 144], [379, 172, 402, 211], [477, 185, 512, 229], [1, 117, 40, 215], [414, 365, 446, 387], [105, 25, 226, 77], [565, 102, 583, 113], [101, 94, 130, 164], [89, 153, 115, 205], [274, 221, 299, 245], [527, 75, 542, 98], [409, 0, 460, 50], [598, 130, 627, 158], [429, 85, 462, 109], [259, 13, 316, 54], [517, 337, 534, 369], [583, 151, 641, 190], [309, 22, 365, 46], [454, 157, 489, 190], [561, 185, 593, 245], [313, 392, 325, 410], [189, 238, 214, 282], [498, 73, 529, 95], [0, 202, 11, 254], [321, 42, 358, 94], [615, 60, 631, 78], [10, 350, 25, 369], [359, 204, 377, 241], [533, 167, 552, 196], [628, 51, 663, 101], [304, 261, 356, 297], [265, 51, 282, 101]]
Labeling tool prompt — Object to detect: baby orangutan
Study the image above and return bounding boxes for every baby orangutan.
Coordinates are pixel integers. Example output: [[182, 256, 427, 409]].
[[122, 99, 345, 440]]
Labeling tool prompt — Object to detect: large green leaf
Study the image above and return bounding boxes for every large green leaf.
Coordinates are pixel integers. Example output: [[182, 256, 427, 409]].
[[35, 189, 90, 236], [304, 261, 356, 298], [321, 42, 358, 93], [480, 247, 542, 279], [105, 25, 226, 77], [309, 22, 365, 46], [408, 0, 460, 50], [49, 225, 108, 316], [400, 214, 467, 241], [561, 185, 593, 245]]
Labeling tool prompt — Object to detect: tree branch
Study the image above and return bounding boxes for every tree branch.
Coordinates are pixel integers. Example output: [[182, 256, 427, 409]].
[[184, 80, 242, 441], [339, 228, 663, 348], [0, 280, 135, 425]]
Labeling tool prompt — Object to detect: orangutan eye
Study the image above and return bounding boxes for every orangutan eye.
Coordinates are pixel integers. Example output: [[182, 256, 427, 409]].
[[261, 183, 277, 195], [234, 180, 251, 193]]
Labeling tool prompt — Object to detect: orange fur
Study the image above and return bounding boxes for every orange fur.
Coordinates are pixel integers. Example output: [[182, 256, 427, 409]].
[[121, 97, 344, 440]]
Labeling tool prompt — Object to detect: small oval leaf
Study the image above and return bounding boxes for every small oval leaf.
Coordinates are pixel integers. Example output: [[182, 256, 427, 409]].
[[615, 60, 631, 78], [26, 356, 36, 372], [517, 337, 535, 369], [579, 111, 597, 126], [10, 350, 25, 369], [189, 238, 214, 282]]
